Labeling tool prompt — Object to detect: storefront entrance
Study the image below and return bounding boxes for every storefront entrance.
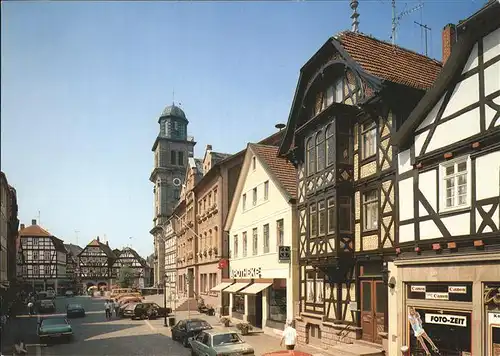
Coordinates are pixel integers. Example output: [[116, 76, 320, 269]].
[[361, 279, 386, 344], [255, 292, 263, 328]]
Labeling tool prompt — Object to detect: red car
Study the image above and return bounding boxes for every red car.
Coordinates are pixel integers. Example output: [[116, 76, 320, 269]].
[[262, 352, 312, 356]]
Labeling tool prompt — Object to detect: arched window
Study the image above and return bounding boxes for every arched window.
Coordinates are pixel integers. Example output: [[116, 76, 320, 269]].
[[306, 138, 315, 176], [316, 131, 325, 172], [326, 124, 335, 166]]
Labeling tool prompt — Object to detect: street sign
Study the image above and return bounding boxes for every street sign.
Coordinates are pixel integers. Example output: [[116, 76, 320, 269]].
[[278, 246, 291, 262]]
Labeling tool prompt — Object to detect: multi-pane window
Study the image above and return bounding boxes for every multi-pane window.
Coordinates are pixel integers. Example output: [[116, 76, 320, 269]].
[[252, 228, 258, 255], [306, 138, 315, 176], [441, 158, 469, 210], [318, 201, 326, 236], [253, 188, 257, 206], [171, 150, 176, 165], [263, 224, 270, 253], [309, 204, 317, 237], [178, 151, 184, 166], [327, 198, 335, 234], [362, 190, 378, 231], [242, 232, 247, 257], [233, 235, 238, 258], [264, 181, 269, 200], [276, 219, 284, 247], [242, 194, 246, 211], [361, 122, 377, 159], [326, 124, 335, 166], [44, 251, 51, 261], [316, 131, 325, 172]]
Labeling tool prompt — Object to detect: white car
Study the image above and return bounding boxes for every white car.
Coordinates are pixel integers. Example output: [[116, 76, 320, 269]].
[[45, 290, 56, 298], [65, 290, 74, 297]]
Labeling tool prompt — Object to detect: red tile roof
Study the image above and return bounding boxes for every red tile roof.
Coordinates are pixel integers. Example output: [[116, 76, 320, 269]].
[[251, 144, 297, 199], [337, 31, 442, 90], [19, 224, 52, 237]]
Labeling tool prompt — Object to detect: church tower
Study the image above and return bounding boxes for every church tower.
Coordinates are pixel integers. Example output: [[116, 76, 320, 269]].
[[150, 103, 195, 286]]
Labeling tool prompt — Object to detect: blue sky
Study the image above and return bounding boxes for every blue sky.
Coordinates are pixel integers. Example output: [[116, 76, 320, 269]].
[[1, 0, 484, 258]]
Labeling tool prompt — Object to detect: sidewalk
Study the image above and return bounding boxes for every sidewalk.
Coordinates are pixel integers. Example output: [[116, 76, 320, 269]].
[[148, 309, 327, 356], [0, 314, 39, 355]]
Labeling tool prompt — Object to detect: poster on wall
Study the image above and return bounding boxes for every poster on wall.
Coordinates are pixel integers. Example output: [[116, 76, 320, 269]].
[[408, 307, 471, 356]]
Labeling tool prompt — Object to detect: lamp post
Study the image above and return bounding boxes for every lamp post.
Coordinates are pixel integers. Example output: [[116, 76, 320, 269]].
[[164, 275, 170, 327]]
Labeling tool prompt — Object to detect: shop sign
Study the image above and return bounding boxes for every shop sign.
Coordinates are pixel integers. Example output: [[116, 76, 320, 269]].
[[448, 286, 467, 294], [425, 313, 467, 327], [230, 267, 262, 279], [425, 292, 449, 300], [489, 312, 500, 325], [411, 285, 426, 293]]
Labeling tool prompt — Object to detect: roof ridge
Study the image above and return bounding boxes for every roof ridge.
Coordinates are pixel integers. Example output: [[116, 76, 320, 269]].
[[337, 30, 442, 66]]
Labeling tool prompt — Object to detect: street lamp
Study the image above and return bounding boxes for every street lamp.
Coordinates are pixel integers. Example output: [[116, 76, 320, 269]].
[[164, 275, 170, 327]]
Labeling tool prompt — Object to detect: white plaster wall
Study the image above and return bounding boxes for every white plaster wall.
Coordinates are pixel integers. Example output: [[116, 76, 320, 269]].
[[483, 27, 500, 62], [397, 149, 413, 174], [484, 61, 500, 96], [426, 108, 481, 154], [442, 74, 479, 118], [485, 105, 498, 128], [414, 131, 427, 157], [399, 223, 415, 243], [418, 170, 437, 215], [398, 178, 414, 221], [441, 212, 470, 237], [419, 220, 442, 240], [475, 151, 500, 201], [462, 43, 478, 74], [416, 95, 446, 130]]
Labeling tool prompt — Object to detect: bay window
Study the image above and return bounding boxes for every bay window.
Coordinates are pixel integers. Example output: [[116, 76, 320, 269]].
[[309, 204, 317, 237], [306, 138, 315, 176], [318, 201, 326, 236], [326, 124, 335, 166], [327, 198, 335, 234]]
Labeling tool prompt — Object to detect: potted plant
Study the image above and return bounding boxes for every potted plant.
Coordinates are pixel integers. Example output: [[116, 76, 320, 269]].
[[236, 322, 253, 335], [220, 316, 231, 327]]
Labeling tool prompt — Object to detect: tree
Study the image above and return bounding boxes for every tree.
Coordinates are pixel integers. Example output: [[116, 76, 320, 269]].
[[118, 266, 135, 288]]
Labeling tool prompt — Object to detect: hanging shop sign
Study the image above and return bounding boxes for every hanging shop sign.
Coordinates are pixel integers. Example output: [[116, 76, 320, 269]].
[[407, 283, 472, 302], [424, 313, 467, 327], [230, 267, 262, 279]]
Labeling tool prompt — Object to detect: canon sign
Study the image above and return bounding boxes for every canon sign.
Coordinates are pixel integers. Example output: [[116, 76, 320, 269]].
[[230, 267, 262, 279]]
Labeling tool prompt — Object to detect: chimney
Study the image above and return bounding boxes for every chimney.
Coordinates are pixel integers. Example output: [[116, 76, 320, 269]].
[[442, 23, 457, 64], [31, 219, 37, 225], [97, 236, 100, 242], [106, 241, 109, 246], [206, 144, 212, 151], [20, 223, 25, 230]]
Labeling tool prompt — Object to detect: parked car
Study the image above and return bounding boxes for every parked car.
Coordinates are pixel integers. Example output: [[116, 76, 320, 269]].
[[118, 296, 142, 307], [38, 299, 56, 313], [38, 317, 73, 342], [66, 303, 85, 318], [121, 302, 138, 318], [64, 290, 74, 297], [132, 302, 171, 320], [172, 319, 213, 347], [189, 330, 255, 355], [37, 291, 55, 300]]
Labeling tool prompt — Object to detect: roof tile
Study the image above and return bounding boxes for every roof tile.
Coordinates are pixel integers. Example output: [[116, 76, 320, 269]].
[[337, 32, 442, 90], [19, 224, 52, 237]]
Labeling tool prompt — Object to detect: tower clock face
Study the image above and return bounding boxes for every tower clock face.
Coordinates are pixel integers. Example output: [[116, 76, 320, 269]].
[[173, 178, 181, 187]]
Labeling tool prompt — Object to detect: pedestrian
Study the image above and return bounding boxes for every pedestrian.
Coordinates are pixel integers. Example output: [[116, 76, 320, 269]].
[[27, 301, 34, 316], [114, 300, 120, 317], [280, 319, 297, 351], [104, 299, 111, 320]]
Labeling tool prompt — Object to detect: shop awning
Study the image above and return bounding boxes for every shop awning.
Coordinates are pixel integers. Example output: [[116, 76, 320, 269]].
[[239, 282, 273, 295], [223, 282, 250, 293], [210, 282, 234, 292]]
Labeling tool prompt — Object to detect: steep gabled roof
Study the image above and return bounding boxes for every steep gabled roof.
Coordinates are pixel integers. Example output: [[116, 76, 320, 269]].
[[211, 152, 232, 165], [250, 144, 297, 199], [64, 243, 83, 256], [82, 238, 117, 259], [19, 224, 52, 237], [117, 247, 148, 267]]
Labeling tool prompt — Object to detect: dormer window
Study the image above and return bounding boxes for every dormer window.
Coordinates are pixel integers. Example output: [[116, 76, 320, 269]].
[[312, 77, 345, 117]]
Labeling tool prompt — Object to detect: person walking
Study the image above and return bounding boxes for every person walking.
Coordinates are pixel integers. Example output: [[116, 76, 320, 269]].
[[104, 300, 111, 320], [27, 301, 34, 316], [114, 300, 120, 317], [280, 319, 297, 351]]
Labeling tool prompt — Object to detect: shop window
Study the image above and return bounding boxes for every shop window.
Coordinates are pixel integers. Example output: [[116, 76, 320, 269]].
[[232, 294, 245, 314], [408, 307, 471, 356], [268, 286, 287, 323]]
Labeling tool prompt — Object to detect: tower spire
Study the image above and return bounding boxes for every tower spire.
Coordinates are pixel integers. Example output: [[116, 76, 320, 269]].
[[172, 89, 175, 105], [350, 0, 360, 33]]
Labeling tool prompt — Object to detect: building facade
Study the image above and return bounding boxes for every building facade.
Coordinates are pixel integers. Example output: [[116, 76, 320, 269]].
[[18, 220, 67, 293], [113, 247, 149, 289], [224, 144, 298, 334], [64, 243, 83, 292], [163, 219, 177, 300], [1, 172, 10, 290], [150, 103, 196, 287], [391, 2, 500, 355], [77, 237, 117, 290], [278, 28, 442, 351]]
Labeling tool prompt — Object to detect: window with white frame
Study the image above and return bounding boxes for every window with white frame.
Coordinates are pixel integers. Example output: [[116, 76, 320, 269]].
[[318, 201, 326, 236], [361, 122, 377, 159], [306, 138, 315, 176], [316, 131, 325, 172], [363, 190, 378, 231], [264, 181, 269, 200], [309, 204, 317, 237], [233, 235, 238, 258], [263, 224, 269, 253], [252, 228, 258, 255], [276, 219, 284, 247], [326, 124, 335, 166], [440, 156, 470, 211], [242, 194, 246, 211], [242, 232, 247, 257], [327, 197, 335, 234], [252, 188, 257, 206]]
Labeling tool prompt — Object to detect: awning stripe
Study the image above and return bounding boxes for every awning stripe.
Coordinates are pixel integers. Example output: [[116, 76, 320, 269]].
[[223, 282, 250, 293], [239, 282, 273, 295], [210, 282, 233, 292]]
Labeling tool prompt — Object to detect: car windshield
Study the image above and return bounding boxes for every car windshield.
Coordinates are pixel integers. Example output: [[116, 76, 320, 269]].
[[188, 321, 211, 330], [68, 304, 82, 309], [212, 333, 242, 346], [42, 318, 66, 326]]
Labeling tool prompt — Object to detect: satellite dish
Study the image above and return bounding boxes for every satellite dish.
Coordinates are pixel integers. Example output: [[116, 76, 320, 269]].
[[173, 178, 182, 187]]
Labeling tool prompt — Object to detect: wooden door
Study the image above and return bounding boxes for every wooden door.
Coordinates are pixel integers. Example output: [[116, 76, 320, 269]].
[[361, 280, 387, 344]]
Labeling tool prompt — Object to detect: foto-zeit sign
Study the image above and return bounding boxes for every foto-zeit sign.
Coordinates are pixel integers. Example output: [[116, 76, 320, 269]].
[[230, 267, 262, 279], [425, 313, 467, 327]]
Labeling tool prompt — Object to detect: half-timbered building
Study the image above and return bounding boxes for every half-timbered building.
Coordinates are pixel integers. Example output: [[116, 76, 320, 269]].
[[113, 247, 149, 289], [278, 14, 442, 353], [18, 220, 67, 293], [77, 237, 117, 290], [64, 243, 83, 292], [390, 2, 500, 355]]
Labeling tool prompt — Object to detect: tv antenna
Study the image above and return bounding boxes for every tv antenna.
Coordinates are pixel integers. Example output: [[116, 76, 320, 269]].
[[75, 230, 80, 245], [390, 0, 424, 44], [414, 21, 432, 56]]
